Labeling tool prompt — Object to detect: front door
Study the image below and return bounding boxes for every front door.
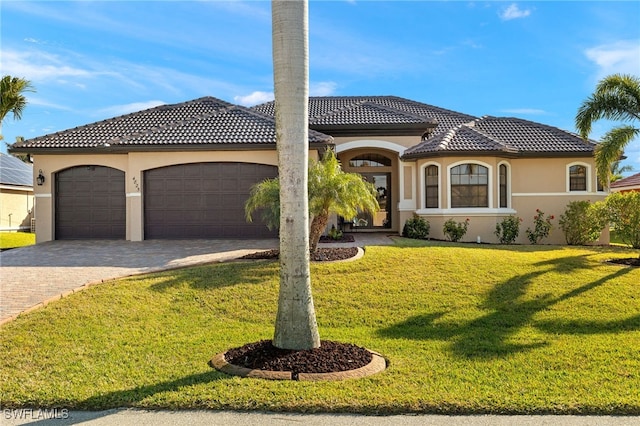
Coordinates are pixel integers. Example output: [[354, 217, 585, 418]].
[[355, 172, 391, 229]]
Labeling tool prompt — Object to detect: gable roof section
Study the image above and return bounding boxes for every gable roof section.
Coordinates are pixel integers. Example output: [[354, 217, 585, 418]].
[[253, 96, 474, 136], [0, 153, 33, 187], [402, 116, 597, 159], [10, 97, 332, 153], [610, 172, 640, 191]]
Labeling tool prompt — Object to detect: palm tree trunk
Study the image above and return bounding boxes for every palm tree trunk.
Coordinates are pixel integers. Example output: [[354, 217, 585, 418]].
[[271, 0, 320, 350], [309, 213, 329, 254]]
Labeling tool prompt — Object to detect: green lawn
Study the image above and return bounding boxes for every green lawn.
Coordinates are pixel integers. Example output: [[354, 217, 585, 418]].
[[1, 240, 638, 414], [0, 232, 35, 250]]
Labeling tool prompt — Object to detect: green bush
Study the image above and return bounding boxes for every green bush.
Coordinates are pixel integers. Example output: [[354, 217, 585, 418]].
[[525, 209, 554, 244], [327, 225, 343, 240], [402, 214, 430, 239], [598, 191, 640, 249], [494, 215, 521, 244], [559, 201, 606, 245], [443, 218, 469, 242]]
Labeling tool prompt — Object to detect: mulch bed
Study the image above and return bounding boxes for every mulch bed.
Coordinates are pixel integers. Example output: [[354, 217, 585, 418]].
[[240, 247, 358, 262], [224, 340, 372, 375], [319, 234, 355, 243], [607, 257, 640, 267]]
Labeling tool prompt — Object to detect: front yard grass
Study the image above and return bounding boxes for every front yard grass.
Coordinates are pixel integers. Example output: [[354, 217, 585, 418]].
[[1, 240, 638, 414], [0, 232, 35, 250]]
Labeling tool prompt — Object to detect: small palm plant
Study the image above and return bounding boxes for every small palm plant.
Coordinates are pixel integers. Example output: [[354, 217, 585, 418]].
[[246, 150, 379, 253]]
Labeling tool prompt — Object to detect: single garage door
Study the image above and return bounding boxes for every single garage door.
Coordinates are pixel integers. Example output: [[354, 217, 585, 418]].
[[144, 162, 278, 239], [56, 166, 126, 239]]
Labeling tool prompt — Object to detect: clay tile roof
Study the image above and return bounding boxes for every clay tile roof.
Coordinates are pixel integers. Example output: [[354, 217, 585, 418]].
[[610, 172, 640, 189], [402, 115, 596, 159], [253, 96, 472, 134], [10, 97, 332, 153]]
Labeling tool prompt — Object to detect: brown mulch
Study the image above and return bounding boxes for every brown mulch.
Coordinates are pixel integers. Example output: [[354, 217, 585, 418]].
[[224, 340, 372, 375], [240, 247, 358, 262], [319, 234, 356, 243], [607, 257, 640, 267]]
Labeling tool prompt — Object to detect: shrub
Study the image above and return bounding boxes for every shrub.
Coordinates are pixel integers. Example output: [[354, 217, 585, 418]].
[[559, 201, 606, 245], [402, 214, 430, 239], [327, 225, 343, 240], [525, 209, 554, 244], [494, 215, 521, 244], [443, 218, 469, 242], [598, 191, 640, 249]]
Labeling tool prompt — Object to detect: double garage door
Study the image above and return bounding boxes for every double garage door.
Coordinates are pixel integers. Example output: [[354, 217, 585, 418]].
[[55, 163, 277, 240]]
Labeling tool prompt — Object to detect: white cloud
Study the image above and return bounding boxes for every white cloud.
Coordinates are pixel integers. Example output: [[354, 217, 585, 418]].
[[97, 101, 166, 117], [310, 82, 338, 97], [499, 4, 532, 21], [1, 49, 96, 81], [585, 40, 640, 78], [234, 91, 274, 107]]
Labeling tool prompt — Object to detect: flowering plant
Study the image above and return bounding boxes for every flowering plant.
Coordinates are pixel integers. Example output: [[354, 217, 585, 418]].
[[525, 209, 554, 244], [494, 215, 522, 244]]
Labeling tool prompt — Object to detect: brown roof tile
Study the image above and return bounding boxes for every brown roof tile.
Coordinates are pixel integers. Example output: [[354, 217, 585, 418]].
[[610, 172, 640, 189]]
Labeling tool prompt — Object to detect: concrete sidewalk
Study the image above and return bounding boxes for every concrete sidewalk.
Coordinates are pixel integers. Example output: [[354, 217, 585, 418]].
[[1, 409, 638, 425]]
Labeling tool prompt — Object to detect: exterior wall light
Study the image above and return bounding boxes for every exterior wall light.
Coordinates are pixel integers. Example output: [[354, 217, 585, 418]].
[[36, 169, 45, 186]]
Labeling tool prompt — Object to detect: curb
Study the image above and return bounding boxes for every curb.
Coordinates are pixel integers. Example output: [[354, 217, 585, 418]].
[[209, 349, 387, 381]]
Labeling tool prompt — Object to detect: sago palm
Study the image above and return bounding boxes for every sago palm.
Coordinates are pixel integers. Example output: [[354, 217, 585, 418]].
[[575, 73, 640, 184]]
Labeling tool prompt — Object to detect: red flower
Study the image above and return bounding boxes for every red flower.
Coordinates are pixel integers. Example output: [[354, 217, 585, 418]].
[[550, 215, 555, 220]]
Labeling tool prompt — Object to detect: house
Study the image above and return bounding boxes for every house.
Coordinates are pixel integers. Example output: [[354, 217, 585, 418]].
[[9, 95, 608, 244], [610, 172, 640, 193], [0, 153, 34, 232]]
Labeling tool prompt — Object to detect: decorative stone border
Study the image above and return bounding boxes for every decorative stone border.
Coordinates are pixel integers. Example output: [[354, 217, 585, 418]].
[[209, 349, 387, 381]]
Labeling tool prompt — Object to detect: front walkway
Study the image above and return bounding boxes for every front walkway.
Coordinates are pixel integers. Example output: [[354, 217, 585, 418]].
[[0, 234, 395, 324]]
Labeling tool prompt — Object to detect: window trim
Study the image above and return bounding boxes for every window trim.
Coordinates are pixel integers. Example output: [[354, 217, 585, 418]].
[[498, 161, 511, 209], [422, 162, 440, 209], [566, 162, 590, 193], [447, 160, 493, 209]]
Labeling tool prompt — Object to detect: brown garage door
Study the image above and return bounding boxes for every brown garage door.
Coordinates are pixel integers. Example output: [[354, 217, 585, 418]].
[[56, 166, 126, 239], [144, 162, 278, 239]]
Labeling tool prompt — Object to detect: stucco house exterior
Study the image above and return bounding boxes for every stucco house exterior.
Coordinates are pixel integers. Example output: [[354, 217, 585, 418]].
[[610, 172, 640, 193], [9, 95, 608, 244], [0, 153, 34, 232]]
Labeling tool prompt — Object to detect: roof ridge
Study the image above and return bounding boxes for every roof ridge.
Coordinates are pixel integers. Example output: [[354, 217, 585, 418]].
[[463, 116, 519, 152]]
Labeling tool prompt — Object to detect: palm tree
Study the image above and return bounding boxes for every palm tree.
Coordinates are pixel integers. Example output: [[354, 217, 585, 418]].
[[576, 74, 640, 185], [0, 75, 35, 141], [610, 160, 634, 183], [246, 150, 380, 252], [270, 0, 319, 350]]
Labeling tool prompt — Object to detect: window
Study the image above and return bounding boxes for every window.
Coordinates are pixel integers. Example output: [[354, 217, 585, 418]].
[[569, 165, 587, 191], [450, 163, 488, 208], [348, 154, 391, 167], [425, 165, 438, 208], [499, 164, 508, 208]]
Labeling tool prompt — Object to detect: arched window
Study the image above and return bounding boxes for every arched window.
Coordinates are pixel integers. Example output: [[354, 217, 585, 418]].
[[499, 164, 508, 208], [348, 154, 391, 167], [569, 165, 587, 191], [450, 163, 488, 208], [425, 165, 439, 208]]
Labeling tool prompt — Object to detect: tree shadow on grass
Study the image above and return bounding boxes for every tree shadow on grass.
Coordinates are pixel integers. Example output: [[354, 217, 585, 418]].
[[77, 370, 225, 410], [148, 261, 279, 292], [378, 254, 635, 359]]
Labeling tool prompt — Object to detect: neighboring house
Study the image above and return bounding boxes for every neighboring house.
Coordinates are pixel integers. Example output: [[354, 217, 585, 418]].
[[9, 95, 608, 244], [610, 172, 640, 193], [0, 153, 34, 232]]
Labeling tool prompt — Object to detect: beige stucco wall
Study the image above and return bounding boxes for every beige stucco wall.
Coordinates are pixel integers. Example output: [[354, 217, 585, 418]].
[[32, 150, 289, 242], [0, 186, 34, 231], [406, 155, 609, 245]]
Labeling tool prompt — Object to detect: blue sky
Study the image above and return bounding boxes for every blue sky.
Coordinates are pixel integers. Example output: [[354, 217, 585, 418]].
[[2, 1, 639, 175]]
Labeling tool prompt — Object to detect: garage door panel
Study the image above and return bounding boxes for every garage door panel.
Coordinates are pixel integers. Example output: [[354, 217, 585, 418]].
[[55, 166, 125, 240], [144, 162, 277, 239]]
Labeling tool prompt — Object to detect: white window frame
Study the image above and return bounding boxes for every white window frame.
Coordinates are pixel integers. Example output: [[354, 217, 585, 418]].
[[497, 161, 511, 209], [566, 162, 590, 193], [420, 161, 441, 209], [447, 160, 493, 210]]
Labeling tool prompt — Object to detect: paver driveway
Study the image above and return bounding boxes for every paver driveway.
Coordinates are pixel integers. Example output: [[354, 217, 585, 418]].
[[0, 235, 393, 324]]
